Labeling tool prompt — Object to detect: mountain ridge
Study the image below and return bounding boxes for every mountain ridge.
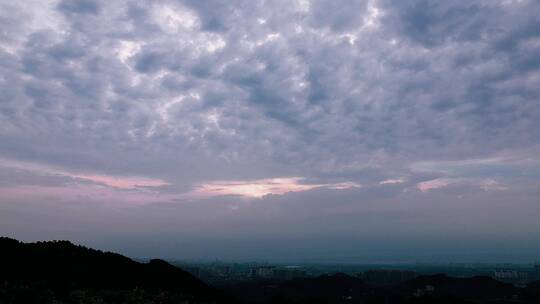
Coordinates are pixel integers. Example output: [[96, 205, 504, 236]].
[[0, 237, 233, 303]]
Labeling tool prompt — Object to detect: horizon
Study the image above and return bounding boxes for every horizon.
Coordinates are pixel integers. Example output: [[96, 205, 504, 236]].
[[4, 235, 540, 267], [1, 0, 540, 263], [4, 235, 540, 265]]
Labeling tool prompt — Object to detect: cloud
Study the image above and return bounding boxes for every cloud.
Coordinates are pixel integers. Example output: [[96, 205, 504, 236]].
[[193, 177, 360, 198], [380, 179, 404, 185], [416, 177, 509, 193], [2, 0, 538, 179], [72, 174, 169, 189], [57, 0, 100, 15], [0, 0, 539, 261], [416, 178, 454, 192], [0, 158, 169, 190], [194, 177, 321, 198]]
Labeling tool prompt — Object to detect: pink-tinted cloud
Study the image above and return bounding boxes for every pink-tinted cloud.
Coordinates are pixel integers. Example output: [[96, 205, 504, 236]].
[[72, 174, 169, 189], [0, 158, 169, 190], [417, 178, 452, 192], [380, 179, 404, 185], [479, 179, 508, 191], [417, 178, 508, 192], [193, 177, 360, 198], [0, 184, 175, 206]]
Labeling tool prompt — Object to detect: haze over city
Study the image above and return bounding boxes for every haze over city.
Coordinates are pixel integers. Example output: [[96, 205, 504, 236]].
[[1, 0, 539, 263]]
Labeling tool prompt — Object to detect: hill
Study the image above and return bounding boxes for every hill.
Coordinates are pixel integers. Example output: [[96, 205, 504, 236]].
[[0, 237, 232, 303], [393, 273, 520, 302], [224, 273, 371, 303], [523, 280, 540, 301], [222, 272, 524, 304]]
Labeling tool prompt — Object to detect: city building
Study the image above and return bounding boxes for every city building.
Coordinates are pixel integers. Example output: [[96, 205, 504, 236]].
[[249, 266, 276, 279], [493, 269, 529, 281]]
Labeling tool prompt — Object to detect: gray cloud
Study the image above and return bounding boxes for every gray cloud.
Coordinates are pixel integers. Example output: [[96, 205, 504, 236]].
[[57, 0, 101, 15], [0, 0, 539, 261]]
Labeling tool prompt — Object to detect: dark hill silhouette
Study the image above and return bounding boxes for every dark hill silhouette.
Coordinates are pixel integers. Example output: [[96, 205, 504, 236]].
[[223, 272, 526, 304], [224, 273, 371, 303], [276, 273, 370, 300], [0, 237, 232, 303], [523, 280, 540, 301], [395, 273, 519, 300]]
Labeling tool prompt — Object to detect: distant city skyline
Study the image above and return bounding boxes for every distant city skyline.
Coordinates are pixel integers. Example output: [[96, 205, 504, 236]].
[[1, 0, 539, 262]]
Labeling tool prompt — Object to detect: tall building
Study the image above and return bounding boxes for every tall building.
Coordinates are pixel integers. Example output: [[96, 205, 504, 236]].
[[493, 269, 529, 282]]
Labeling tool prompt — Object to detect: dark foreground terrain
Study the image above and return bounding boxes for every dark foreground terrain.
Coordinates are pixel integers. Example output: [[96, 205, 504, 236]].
[[225, 274, 540, 303], [2, 237, 540, 304], [0, 237, 232, 304], [224, 273, 540, 304]]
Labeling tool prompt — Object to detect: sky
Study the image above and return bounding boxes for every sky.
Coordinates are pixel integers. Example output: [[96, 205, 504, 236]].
[[0, 0, 539, 263]]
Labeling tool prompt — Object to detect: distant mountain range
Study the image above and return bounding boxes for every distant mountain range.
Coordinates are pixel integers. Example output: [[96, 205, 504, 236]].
[[1, 237, 540, 304]]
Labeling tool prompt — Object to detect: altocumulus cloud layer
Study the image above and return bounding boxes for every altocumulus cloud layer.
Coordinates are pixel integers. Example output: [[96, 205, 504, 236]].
[[0, 0, 540, 262]]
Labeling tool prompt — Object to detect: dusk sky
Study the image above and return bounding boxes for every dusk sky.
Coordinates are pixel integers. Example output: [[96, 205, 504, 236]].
[[1, 0, 539, 263]]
